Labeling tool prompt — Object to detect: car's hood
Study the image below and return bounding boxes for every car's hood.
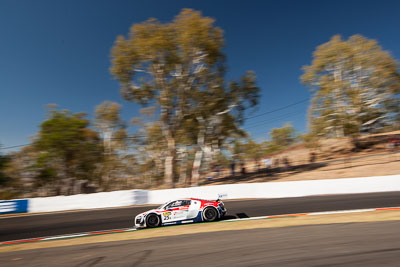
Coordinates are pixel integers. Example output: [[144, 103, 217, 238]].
[[138, 209, 159, 217]]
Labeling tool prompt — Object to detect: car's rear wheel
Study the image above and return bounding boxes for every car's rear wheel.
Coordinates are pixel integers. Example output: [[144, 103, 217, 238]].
[[203, 207, 218, 222], [146, 214, 160, 228]]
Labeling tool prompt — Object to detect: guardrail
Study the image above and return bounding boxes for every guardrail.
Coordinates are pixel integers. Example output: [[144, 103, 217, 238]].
[[1, 175, 400, 214]]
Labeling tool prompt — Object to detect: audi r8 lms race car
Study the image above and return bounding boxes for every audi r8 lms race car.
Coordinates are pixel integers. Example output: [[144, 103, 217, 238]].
[[134, 198, 226, 228]]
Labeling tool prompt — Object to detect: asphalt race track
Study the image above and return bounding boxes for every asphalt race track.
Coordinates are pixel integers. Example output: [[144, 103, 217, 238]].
[[2, 221, 400, 266], [1, 191, 400, 242]]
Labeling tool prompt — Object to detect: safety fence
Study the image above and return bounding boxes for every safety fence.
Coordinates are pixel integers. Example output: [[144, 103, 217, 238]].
[[1, 174, 400, 215]]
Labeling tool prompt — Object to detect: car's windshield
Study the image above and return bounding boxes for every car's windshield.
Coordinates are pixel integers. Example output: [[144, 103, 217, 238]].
[[157, 203, 167, 210], [158, 200, 191, 210]]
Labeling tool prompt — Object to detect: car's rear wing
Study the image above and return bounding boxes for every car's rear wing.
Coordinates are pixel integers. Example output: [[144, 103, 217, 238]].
[[216, 193, 228, 202]]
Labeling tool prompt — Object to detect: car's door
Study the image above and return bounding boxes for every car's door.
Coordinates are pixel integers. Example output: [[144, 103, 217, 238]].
[[174, 200, 191, 221], [187, 199, 201, 219], [161, 200, 190, 222], [160, 201, 175, 223]]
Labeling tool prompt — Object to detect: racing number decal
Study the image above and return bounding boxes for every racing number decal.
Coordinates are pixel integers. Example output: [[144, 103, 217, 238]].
[[163, 212, 172, 221]]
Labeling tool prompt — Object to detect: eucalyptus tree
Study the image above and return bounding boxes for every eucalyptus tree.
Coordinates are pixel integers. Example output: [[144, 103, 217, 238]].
[[0, 151, 12, 187], [269, 123, 296, 148], [302, 35, 400, 137], [189, 71, 259, 185], [111, 9, 259, 187], [94, 101, 126, 154], [35, 109, 103, 194], [129, 108, 167, 187], [93, 101, 127, 190]]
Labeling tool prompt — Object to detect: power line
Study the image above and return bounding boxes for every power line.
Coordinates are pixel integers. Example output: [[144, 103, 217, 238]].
[[1, 144, 30, 150], [245, 110, 305, 130], [247, 112, 305, 136], [245, 108, 305, 128], [245, 98, 309, 120], [2, 98, 311, 150], [0, 135, 148, 151]]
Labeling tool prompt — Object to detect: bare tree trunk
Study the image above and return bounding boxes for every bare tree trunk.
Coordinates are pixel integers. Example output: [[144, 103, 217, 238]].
[[204, 145, 212, 171], [334, 67, 345, 138], [212, 139, 220, 158], [63, 158, 75, 195], [178, 146, 188, 186], [335, 126, 344, 138], [192, 122, 205, 186], [103, 130, 112, 154], [154, 152, 164, 181], [191, 149, 203, 186], [164, 133, 176, 188]]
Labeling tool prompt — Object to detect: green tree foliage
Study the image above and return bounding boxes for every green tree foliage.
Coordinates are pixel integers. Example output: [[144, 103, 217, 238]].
[[243, 139, 264, 163], [138, 122, 166, 187], [94, 101, 126, 153], [300, 133, 320, 151], [128, 108, 167, 187], [189, 70, 258, 186], [0, 152, 12, 187], [34, 109, 103, 194], [230, 139, 245, 161], [32, 153, 57, 188], [0, 146, 37, 198], [111, 9, 226, 187], [111, 9, 259, 187], [302, 35, 400, 137], [269, 123, 296, 148]]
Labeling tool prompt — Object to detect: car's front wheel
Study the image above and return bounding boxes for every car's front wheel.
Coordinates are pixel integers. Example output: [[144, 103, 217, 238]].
[[146, 214, 160, 228], [203, 207, 218, 222]]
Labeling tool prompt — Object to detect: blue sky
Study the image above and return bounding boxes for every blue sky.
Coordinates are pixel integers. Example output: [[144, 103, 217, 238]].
[[1, 0, 400, 151]]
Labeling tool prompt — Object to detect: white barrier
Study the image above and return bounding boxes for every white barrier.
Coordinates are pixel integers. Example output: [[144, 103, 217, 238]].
[[29, 190, 137, 213], [26, 174, 400, 212], [147, 175, 400, 204]]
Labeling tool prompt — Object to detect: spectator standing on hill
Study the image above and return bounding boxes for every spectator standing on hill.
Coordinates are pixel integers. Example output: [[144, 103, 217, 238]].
[[214, 164, 221, 179], [388, 137, 400, 152], [230, 161, 236, 176], [283, 157, 291, 171], [273, 158, 280, 172], [309, 152, 316, 163], [241, 161, 246, 175], [276, 158, 280, 167]]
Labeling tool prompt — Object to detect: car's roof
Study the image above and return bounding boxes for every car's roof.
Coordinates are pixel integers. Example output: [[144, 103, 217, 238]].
[[183, 198, 217, 202], [163, 198, 218, 203]]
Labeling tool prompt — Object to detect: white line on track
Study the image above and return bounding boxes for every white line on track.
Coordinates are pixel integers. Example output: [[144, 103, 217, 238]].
[[222, 207, 400, 222], [308, 208, 375, 215], [42, 234, 89, 241]]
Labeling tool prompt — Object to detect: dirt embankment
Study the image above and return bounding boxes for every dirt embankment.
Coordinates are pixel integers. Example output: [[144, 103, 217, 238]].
[[205, 131, 400, 185]]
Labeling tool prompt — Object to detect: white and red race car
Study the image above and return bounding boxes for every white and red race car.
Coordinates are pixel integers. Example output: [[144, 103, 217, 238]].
[[134, 198, 227, 228]]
